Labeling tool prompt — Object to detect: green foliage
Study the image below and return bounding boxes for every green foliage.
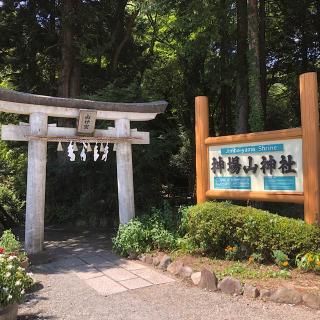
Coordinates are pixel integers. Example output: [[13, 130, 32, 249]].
[[0, 230, 21, 253], [224, 245, 239, 261], [112, 220, 150, 257], [178, 206, 192, 236], [0, 118, 27, 228], [296, 253, 320, 272], [0, 230, 27, 262], [0, 186, 25, 226], [248, 252, 263, 264], [216, 262, 291, 280], [112, 204, 180, 257], [272, 250, 290, 269], [186, 202, 320, 261], [1, 0, 319, 229]]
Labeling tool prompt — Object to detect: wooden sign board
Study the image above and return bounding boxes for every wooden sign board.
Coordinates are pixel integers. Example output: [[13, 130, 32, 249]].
[[209, 138, 303, 193], [77, 109, 97, 135], [195, 72, 320, 225]]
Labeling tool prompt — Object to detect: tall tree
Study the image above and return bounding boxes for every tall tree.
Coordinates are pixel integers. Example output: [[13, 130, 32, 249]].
[[235, 0, 249, 133], [58, 0, 81, 98], [219, 0, 233, 135], [259, 0, 267, 121], [247, 0, 264, 132]]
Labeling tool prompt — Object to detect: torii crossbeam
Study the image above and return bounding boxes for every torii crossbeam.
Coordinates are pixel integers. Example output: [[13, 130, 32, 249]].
[[0, 88, 167, 254]]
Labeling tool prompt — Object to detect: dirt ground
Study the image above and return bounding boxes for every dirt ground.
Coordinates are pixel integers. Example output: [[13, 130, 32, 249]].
[[173, 254, 320, 295]]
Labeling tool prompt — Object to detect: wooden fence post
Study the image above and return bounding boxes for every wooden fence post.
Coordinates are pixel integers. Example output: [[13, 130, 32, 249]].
[[299, 72, 320, 225], [195, 96, 209, 203]]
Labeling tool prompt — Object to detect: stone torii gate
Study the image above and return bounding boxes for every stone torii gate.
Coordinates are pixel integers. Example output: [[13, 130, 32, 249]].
[[0, 88, 167, 254]]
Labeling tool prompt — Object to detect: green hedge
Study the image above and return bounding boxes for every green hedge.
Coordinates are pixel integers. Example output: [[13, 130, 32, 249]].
[[112, 207, 179, 257], [186, 202, 320, 261]]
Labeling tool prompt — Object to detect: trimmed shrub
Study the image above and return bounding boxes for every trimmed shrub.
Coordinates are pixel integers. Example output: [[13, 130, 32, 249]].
[[112, 220, 150, 257], [186, 202, 320, 261], [112, 207, 179, 257]]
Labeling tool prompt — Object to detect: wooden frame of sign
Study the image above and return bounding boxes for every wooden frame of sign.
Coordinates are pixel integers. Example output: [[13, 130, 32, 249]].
[[195, 72, 320, 225]]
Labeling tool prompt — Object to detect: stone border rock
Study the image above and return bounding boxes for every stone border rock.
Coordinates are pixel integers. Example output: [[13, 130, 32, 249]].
[[139, 253, 320, 310]]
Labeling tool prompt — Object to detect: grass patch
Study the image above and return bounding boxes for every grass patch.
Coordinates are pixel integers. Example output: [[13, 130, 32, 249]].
[[215, 262, 292, 280], [171, 253, 292, 281]]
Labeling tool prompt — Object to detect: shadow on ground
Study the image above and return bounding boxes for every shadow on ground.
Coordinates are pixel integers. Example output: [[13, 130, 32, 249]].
[[18, 314, 56, 319]]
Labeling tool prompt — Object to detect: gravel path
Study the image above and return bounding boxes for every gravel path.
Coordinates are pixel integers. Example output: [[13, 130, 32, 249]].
[[17, 228, 320, 320], [19, 270, 320, 320]]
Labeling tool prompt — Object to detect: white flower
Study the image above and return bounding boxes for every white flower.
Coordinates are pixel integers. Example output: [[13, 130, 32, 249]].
[[2, 287, 8, 292], [15, 280, 21, 286], [18, 267, 23, 271], [8, 255, 17, 261], [6, 264, 13, 270], [26, 272, 33, 277], [7, 294, 12, 301], [21, 289, 25, 295], [5, 272, 11, 278]]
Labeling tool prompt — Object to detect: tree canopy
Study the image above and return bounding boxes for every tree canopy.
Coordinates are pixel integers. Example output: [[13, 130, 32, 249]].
[[0, 0, 319, 227]]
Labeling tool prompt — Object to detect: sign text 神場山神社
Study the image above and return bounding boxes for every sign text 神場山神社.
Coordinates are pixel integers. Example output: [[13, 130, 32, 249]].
[[208, 139, 303, 192]]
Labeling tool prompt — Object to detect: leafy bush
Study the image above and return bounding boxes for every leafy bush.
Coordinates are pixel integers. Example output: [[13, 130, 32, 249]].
[[272, 250, 289, 268], [296, 253, 320, 272], [0, 139, 27, 228], [186, 202, 320, 261], [112, 205, 179, 257], [112, 220, 150, 256]]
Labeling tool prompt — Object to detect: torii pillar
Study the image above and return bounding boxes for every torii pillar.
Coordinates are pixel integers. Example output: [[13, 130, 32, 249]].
[[25, 113, 48, 254], [115, 119, 135, 223]]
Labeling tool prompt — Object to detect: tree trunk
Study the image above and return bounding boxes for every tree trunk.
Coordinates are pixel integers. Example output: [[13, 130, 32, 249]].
[[219, 0, 232, 135], [259, 0, 267, 122], [57, 0, 80, 162], [235, 0, 249, 133], [111, 10, 139, 71], [248, 0, 264, 132], [58, 0, 81, 98]]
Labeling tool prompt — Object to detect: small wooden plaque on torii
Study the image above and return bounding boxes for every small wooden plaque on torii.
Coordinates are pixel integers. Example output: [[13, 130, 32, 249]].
[[77, 109, 97, 135]]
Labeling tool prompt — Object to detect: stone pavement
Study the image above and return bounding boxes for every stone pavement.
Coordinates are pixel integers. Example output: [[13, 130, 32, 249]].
[[32, 228, 174, 296]]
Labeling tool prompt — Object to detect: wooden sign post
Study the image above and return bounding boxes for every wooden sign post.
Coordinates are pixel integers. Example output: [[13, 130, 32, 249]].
[[300, 72, 320, 224], [195, 96, 209, 203], [195, 72, 320, 225]]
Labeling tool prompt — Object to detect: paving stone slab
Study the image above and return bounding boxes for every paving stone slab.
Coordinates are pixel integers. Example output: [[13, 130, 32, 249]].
[[117, 260, 148, 271], [132, 268, 175, 285], [85, 276, 127, 296], [119, 277, 153, 290], [74, 251, 102, 259], [99, 267, 138, 281], [72, 264, 104, 280], [79, 255, 115, 267], [96, 252, 123, 263], [55, 256, 86, 268]]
